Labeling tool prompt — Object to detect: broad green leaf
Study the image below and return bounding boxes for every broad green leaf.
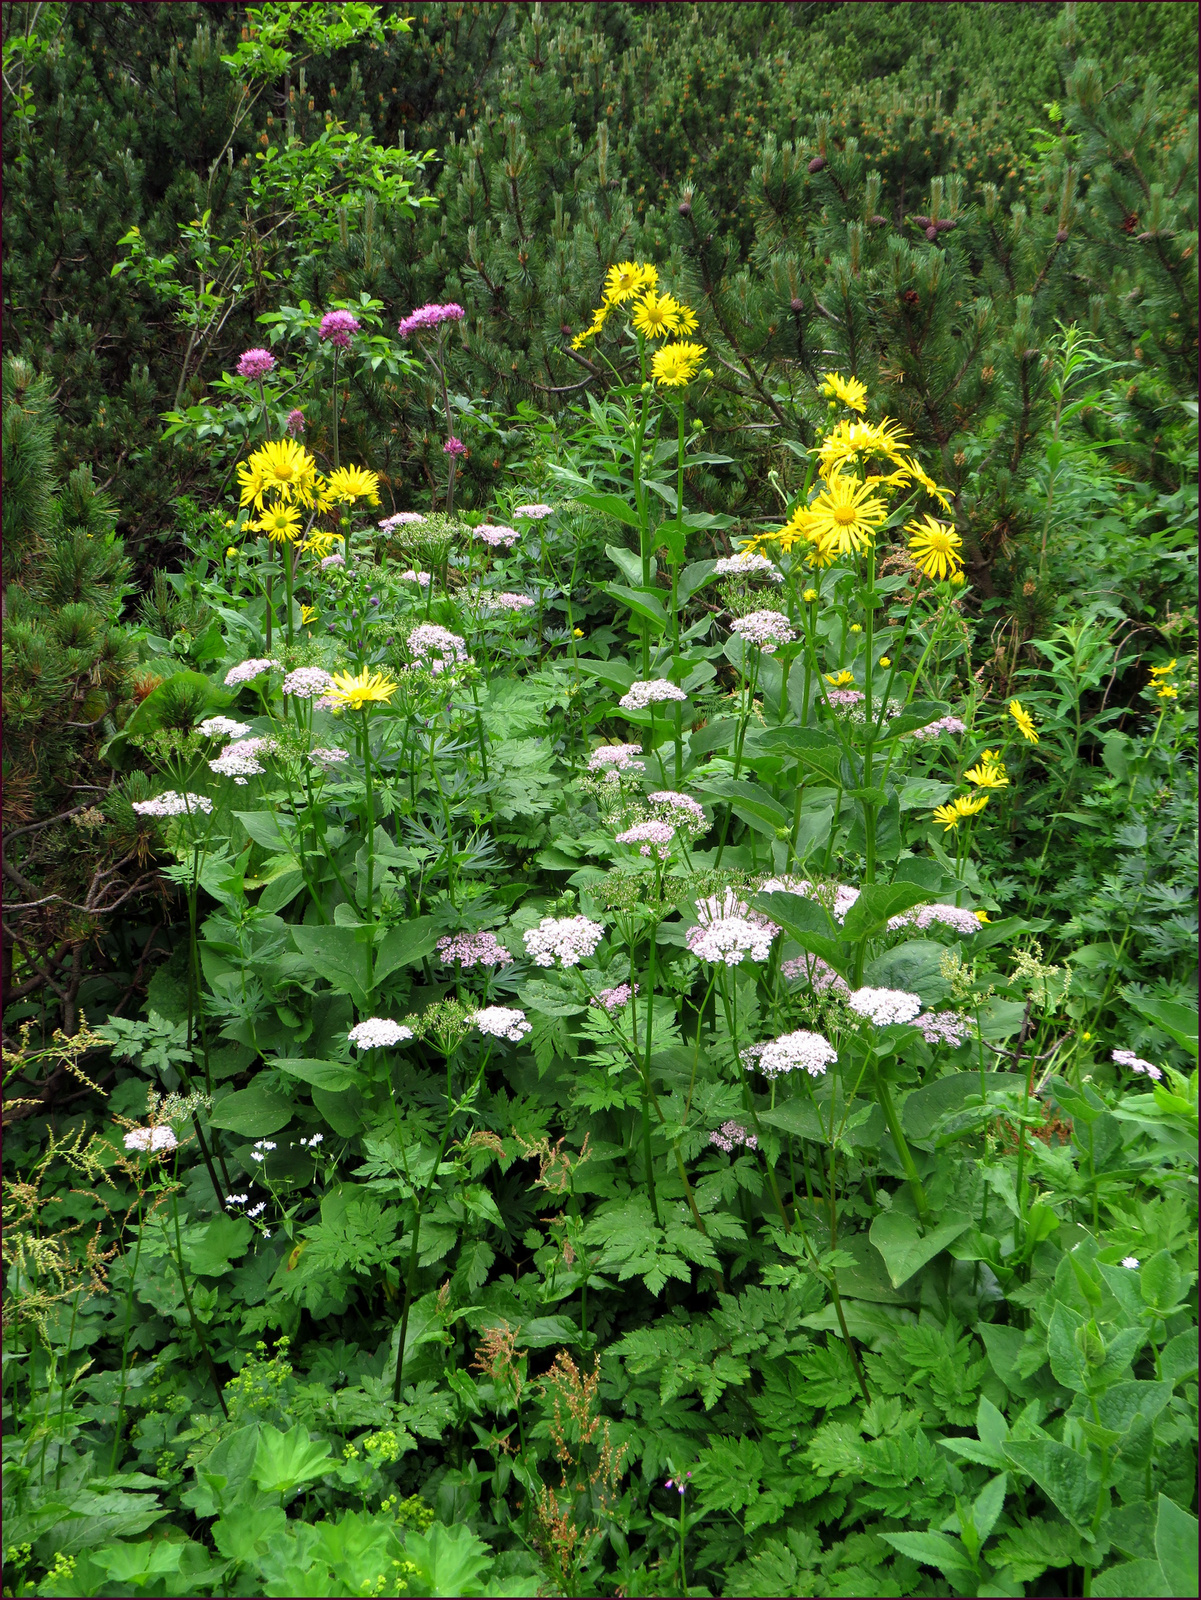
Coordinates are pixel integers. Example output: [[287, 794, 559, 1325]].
[[970, 1472, 1009, 1544], [572, 490, 642, 529], [402, 1523, 496, 1597], [841, 882, 935, 941], [1128, 997, 1198, 1058], [1091, 1558, 1172, 1597], [1096, 1380, 1172, 1433], [234, 809, 296, 852], [250, 1424, 333, 1496], [1047, 1302, 1090, 1392], [604, 584, 669, 631], [879, 1530, 972, 1577], [92, 1542, 184, 1585], [374, 917, 440, 983], [866, 940, 952, 1011], [1140, 1250, 1184, 1312], [1155, 1494, 1199, 1598], [208, 1081, 294, 1137], [1159, 1329, 1199, 1389], [903, 1071, 1025, 1143], [604, 541, 644, 586], [868, 1212, 972, 1288], [291, 924, 374, 1005], [184, 1214, 252, 1277], [1003, 1439, 1093, 1528], [752, 890, 846, 970], [212, 1502, 288, 1563], [274, 1058, 360, 1092]]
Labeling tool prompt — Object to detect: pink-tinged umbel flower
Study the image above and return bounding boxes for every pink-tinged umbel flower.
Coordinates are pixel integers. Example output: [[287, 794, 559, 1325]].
[[397, 302, 467, 338], [436, 931, 514, 969], [443, 436, 467, 457], [237, 348, 276, 380], [286, 408, 305, 436], [1112, 1048, 1164, 1081], [319, 309, 361, 348]]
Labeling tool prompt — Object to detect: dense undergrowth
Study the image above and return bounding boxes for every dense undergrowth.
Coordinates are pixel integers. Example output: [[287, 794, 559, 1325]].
[[3, 7, 1198, 1599]]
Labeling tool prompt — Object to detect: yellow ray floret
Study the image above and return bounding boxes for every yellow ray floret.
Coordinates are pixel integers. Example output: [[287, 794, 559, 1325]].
[[251, 503, 304, 543], [817, 417, 912, 476], [824, 670, 856, 688], [603, 261, 645, 304], [933, 793, 990, 830], [238, 439, 321, 510], [632, 290, 682, 340], [807, 468, 888, 558], [652, 340, 707, 387], [821, 372, 868, 413], [1007, 700, 1039, 744], [326, 667, 398, 712], [964, 750, 1009, 788], [1148, 658, 1177, 679], [673, 303, 699, 336], [906, 515, 963, 581], [326, 465, 381, 506], [305, 527, 341, 559]]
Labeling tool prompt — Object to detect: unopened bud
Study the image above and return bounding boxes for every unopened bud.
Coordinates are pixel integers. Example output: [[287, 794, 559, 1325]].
[[790, 297, 804, 312], [808, 155, 826, 174], [678, 201, 692, 217]]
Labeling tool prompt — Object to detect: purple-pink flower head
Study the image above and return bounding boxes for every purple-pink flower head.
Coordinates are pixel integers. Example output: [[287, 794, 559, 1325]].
[[397, 302, 467, 338], [286, 408, 305, 436], [319, 310, 361, 349], [443, 436, 467, 457], [237, 348, 276, 380]]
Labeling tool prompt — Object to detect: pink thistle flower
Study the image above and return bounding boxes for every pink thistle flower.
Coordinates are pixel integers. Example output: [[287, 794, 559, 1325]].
[[443, 436, 467, 457], [319, 309, 360, 348], [237, 348, 276, 380], [397, 302, 467, 338]]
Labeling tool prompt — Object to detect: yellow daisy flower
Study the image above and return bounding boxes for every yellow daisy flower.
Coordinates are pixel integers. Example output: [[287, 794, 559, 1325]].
[[305, 528, 341, 559], [300, 604, 318, 624], [674, 303, 699, 336], [652, 340, 707, 387], [632, 290, 682, 340], [817, 417, 912, 476], [825, 670, 855, 688], [906, 456, 954, 513], [1158, 685, 1179, 699], [326, 465, 381, 506], [1007, 700, 1039, 744], [637, 263, 659, 292], [251, 503, 303, 543], [821, 372, 868, 413], [802, 588, 819, 603], [906, 515, 964, 582], [326, 667, 398, 712], [238, 439, 320, 510], [570, 303, 609, 350], [975, 909, 991, 923], [964, 750, 1008, 788], [932, 793, 989, 830], [603, 262, 644, 304], [807, 468, 888, 558], [1148, 659, 1177, 679]]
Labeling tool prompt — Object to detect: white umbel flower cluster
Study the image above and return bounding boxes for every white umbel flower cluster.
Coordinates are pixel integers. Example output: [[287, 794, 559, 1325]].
[[848, 987, 924, 1026], [471, 1006, 532, 1041], [281, 667, 334, 699], [615, 820, 676, 859], [686, 889, 779, 966], [888, 903, 982, 936], [348, 1018, 414, 1048], [647, 791, 708, 833], [123, 1125, 178, 1153], [731, 610, 796, 652], [224, 657, 281, 687], [761, 877, 861, 924], [755, 1029, 838, 1079], [618, 679, 688, 710], [714, 552, 784, 582], [587, 744, 646, 776], [132, 791, 214, 818], [197, 716, 252, 740], [523, 916, 605, 967], [209, 736, 274, 785], [408, 623, 469, 675]]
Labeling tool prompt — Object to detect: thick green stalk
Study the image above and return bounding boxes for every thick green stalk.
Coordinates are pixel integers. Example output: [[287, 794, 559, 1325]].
[[360, 708, 377, 998], [169, 1190, 229, 1419], [874, 1064, 931, 1223], [109, 1205, 145, 1473]]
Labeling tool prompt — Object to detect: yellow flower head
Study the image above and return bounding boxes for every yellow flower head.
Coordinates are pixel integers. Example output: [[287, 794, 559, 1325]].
[[825, 670, 855, 688], [975, 909, 991, 923], [238, 439, 320, 510], [652, 340, 707, 387], [226, 546, 238, 559], [674, 303, 699, 336], [326, 464, 381, 506], [305, 527, 341, 559], [879, 656, 891, 667], [802, 588, 819, 603], [603, 262, 645, 304], [807, 468, 888, 558], [933, 793, 989, 830], [252, 503, 303, 544], [300, 604, 317, 625], [817, 417, 912, 477], [906, 515, 963, 582], [326, 667, 398, 712], [1157, 684, 1179, 699], [821, 372, 868, 413], [1149, 658, 1177, 679], [774, 504, 821, 552], [964, 751, 1008, 788], [906, 457, 954, 513], [1008, 700, 1039, 744], [632, 289, 682, 340]]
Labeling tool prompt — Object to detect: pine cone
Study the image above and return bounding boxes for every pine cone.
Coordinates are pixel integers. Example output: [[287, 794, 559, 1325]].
[[926, 225, 938, 241], [913, 214, 931, 228], [808, 155, 826, 174], [1055, 228, 1069, 243], [789, 297, 804, 312], [903, 289, 920, 306], [870, 214, 888, 226], [678, 201, 692, 217], [935, 218, 956, 232]]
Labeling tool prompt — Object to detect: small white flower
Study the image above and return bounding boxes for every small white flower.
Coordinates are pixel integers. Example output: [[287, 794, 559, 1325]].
[[348, 1019, 414, 1049], [282, 667, 334, 698], [755, 1029, 838, 1079], [618, 679, 688, 711], [512, 503, 554, 519], [731, 609, 796, 653], [132, 791, 214, 818], [523, 916, 605, 968], [224, 657, 281, 688], [848, 987, 923, 1026], [587, 744, 645, 774], [1121, 1256, 1140, 1270], [248, 1202, 266, 1218], [713, 552, 783, 582], [471, 1006, 532, 1042], [197, 716, 252, 740]]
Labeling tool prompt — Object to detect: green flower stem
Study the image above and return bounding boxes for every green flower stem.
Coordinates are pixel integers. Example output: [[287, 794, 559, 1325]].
[[1010, 1000, 1036, 1255], [169, 1188, 228, 1420], [714, 654, 760, 868], [468, 679, 490, 782], [282, 531, 295, 645], [632, 384, 650, 677], [360, 707, 377, 998], [671, 398, 686, 658], [628, 935, 661, 1228], [874, 1062, 931, 1224], [109, 1200, 145, 1473]]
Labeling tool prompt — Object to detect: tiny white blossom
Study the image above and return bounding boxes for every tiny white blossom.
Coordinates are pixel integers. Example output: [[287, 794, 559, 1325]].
[[197, 716, 252, 740], [132, 791, 214, 818], [1121, 1257, 1140, 1270], [472, 1006, 532, 1042], [523, 916, 605, 968], [224, 657, 281, 688], [848, 987, 924, 1026], [619, 679, 688, 711], [348, 1019, 414, 1049]]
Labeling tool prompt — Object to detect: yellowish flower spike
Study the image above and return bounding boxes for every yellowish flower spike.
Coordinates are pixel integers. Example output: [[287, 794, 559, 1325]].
[[905, 457, 955, 513], [906, 514, 964, 581], [821, 372, 868, 413], [1008, 700, 1039, 743], [326, 465, 381, 506], [632, 289, 682, 340], [807, 468, 888, 558], [238, 439, 320, 510], [252, 503, 303, 543], [652, 340, 707, 387], [603, 262, 644, 304], [326, 667, 398, 712], [964, 750, 1009, 788]]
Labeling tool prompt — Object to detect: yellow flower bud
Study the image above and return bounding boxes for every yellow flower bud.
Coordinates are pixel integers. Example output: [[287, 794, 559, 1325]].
[[879, 657, 891, 667], [949, 571, 966, 587], [226, 546, 238, 558], [802, 588, 818, 603], [573, 628, 584, 638], [850, 623, 862, 633]]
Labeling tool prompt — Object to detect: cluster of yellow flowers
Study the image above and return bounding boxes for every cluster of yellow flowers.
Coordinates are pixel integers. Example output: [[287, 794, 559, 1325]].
[[571, 260, 707, 387], [746, 375, 964, 582], [235, 439, 380, 550], [1149, 658, 1178, 700], [933, 749, 1008, 831]]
